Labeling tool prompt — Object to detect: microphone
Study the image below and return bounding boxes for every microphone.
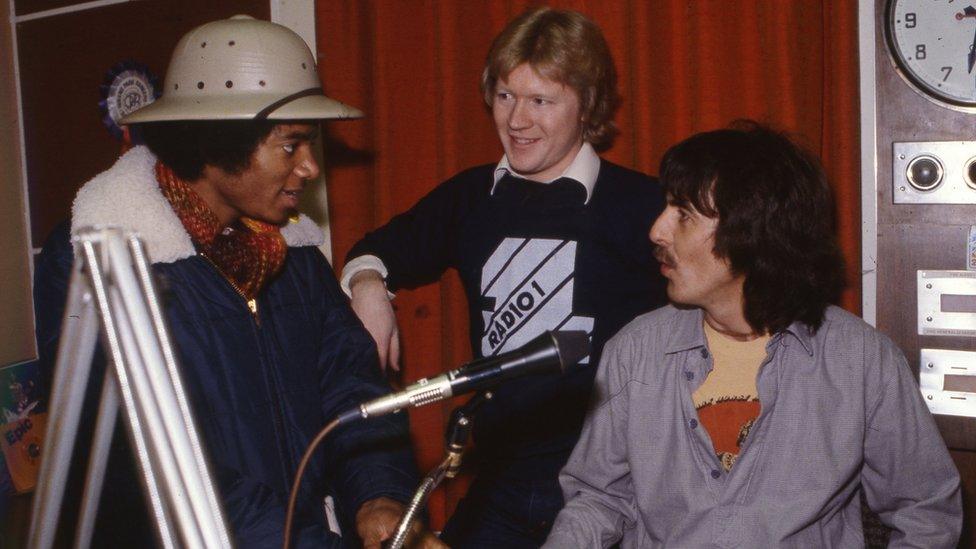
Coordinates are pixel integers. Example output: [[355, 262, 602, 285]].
[[349, 330, 589, 421]]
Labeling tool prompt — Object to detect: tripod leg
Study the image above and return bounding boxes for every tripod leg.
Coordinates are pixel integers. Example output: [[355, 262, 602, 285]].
[[113, 235, 229, 547], [73, 373, 119, 549], [32, 228, 231, 549], [128, 236, 231, 547], [28, 264, 100, 549], [104, 233, 227, 547], [83, 237, 183, 549]]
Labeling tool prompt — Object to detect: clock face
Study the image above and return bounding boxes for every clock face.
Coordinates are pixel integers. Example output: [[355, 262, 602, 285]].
[[886, 0, 976, 109]]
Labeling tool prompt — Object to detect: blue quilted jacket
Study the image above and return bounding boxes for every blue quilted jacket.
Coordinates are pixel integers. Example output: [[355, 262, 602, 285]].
[[31, 147, 416, 547]]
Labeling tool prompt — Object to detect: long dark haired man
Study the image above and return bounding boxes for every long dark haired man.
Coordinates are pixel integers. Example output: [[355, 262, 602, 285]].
[[546, 122, 961, 548]]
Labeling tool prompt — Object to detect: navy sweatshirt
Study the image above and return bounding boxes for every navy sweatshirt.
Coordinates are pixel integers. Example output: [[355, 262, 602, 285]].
[[348, 160, 667, 479]]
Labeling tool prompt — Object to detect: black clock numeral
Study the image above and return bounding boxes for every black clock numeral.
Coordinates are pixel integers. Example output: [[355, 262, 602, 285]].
[[941, 66, 952, 81], [905, 13, 916, 28], [916, 44, 926, 60]]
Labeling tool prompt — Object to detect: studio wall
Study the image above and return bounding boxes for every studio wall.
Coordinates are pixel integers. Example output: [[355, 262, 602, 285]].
[[0, 0, 36, 368]]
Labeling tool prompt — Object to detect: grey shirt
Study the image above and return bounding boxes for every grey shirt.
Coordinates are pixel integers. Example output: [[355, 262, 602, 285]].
[[545, 305, 961, 548]]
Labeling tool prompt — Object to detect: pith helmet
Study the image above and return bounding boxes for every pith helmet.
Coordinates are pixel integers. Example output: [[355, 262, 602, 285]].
[[121, 15, 362, 124]]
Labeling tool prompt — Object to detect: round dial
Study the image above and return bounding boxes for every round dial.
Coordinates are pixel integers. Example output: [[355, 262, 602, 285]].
[[886, 0, 976, 109]]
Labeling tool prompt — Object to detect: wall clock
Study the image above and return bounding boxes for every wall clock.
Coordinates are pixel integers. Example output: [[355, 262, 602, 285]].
[[886, 0, 976, 110]]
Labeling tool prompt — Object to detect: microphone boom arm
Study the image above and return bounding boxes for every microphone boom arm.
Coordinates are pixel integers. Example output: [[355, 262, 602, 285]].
[[353, 330, 588, 420], [386, 391, 494, 549]]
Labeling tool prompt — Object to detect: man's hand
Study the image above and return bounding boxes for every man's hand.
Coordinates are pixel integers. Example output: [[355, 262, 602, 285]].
[[349, 270, 401, 372], [355, 497, 448, 549]]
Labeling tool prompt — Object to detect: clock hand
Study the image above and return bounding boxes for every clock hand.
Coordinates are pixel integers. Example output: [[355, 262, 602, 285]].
[[957, 6, 976, 73]]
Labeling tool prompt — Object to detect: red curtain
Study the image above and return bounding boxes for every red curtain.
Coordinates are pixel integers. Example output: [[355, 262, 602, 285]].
[[316, 0, 859, 529]]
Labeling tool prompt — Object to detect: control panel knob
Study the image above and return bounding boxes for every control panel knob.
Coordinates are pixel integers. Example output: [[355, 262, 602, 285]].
[[906, 155, 943, 192], [966, 157, 976, 191]]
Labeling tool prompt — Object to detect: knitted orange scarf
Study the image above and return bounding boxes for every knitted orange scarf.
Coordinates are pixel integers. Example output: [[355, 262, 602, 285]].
[[155, 162, 287, 300]]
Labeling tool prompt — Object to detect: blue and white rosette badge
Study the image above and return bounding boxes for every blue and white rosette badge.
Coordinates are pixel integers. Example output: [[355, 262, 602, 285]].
[[99, 61, 160, 143]]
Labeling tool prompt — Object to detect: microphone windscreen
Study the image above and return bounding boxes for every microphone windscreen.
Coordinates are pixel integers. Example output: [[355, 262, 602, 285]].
[[552, 330, 590, 371]]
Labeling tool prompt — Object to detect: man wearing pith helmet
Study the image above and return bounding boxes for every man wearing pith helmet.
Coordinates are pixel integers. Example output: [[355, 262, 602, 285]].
[[32, 15, 441, 548]]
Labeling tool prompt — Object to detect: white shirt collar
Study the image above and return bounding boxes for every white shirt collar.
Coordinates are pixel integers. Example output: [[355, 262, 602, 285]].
[[491, 142, 600, 204]]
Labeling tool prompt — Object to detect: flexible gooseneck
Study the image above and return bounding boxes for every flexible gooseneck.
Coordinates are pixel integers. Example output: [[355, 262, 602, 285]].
[[386, 391, 494, 549]]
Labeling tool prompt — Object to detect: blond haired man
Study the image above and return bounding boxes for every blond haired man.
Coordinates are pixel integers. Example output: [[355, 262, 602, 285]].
[[342, 8, 667, 547]]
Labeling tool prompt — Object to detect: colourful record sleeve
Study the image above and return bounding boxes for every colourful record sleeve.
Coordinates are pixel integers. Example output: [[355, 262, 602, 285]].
[[0, 361, 47, 493]]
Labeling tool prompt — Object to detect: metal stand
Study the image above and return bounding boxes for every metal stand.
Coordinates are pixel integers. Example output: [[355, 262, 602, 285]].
[[28, 227, 232, 549], [386, 391, 493, 549]]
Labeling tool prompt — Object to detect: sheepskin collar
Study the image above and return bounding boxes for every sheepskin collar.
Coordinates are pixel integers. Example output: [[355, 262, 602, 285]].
[[71, 146, 325, 264]]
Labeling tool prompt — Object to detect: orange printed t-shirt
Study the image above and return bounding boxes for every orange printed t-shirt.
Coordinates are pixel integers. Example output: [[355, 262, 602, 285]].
[[692, 322, 769, 472]]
